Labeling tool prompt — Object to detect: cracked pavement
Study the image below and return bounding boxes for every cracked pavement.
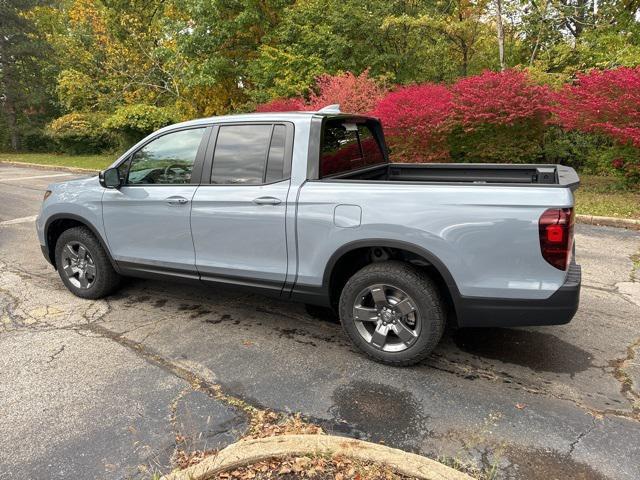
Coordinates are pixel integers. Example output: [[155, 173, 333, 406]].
[[0, 164, 639, 479]]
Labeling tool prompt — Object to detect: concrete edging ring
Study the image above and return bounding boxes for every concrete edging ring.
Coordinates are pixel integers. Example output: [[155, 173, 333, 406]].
[[161, 434, 474, 480]]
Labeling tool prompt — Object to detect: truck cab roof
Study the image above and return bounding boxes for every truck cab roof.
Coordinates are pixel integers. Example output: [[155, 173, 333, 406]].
[[163, 110, 376, 131]]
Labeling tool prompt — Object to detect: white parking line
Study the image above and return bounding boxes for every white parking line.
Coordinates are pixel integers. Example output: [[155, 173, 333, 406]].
[[0, 215, 38, 226], [0, 173, 73, 182]]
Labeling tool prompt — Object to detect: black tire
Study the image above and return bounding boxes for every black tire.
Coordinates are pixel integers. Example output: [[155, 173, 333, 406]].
[[339, 261, 445, 366], [54, 226, 121, 299]]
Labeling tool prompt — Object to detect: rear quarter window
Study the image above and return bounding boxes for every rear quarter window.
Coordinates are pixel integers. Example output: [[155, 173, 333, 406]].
[[320, 119, 386, 177]]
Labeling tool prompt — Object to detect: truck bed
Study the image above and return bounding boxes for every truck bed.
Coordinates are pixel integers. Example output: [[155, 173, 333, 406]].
[[327, 163, 580, 190]]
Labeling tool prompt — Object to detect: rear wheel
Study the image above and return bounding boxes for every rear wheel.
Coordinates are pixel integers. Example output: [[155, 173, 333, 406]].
[[55, 227, 121, 299], [339, 261, 445, 366]]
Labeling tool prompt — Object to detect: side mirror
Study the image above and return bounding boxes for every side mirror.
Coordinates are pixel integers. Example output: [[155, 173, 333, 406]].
[[99, 167, 121, 189]]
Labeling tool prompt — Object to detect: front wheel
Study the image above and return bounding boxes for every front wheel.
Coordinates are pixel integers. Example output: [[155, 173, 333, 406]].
[[54, 226, 121, 299], [339, 261, 445, 366]]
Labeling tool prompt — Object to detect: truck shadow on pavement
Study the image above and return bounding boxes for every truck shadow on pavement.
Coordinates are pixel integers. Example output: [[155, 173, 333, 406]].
[[301, 301, 594, 376], [451, 328, 593, 376]]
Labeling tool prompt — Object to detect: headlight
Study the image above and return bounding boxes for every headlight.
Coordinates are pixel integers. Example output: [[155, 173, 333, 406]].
[[43, 190, 52, 201]]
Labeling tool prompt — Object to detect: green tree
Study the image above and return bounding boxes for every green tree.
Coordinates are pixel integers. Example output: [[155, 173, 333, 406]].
[[0, 0, 55, 150], [521, 0, 640, 72], [172, 0, 291, 113], [255, 0, 446, 85]]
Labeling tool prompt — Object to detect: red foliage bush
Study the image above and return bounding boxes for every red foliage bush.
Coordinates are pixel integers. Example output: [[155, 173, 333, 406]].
[[372, 83, 453, 162], [445, 69, 552, 163], [255, 97, 307, 112], [552, 67, 640, 148], [451, 69, 551, 127], [308, 70, 386, 114], [552, 67, 640, 184]]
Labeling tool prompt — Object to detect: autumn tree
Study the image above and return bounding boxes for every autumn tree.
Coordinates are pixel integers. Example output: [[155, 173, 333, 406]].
[[174, 0, 291, 114], [308, 70, 386, 114], [254, 70, 385, 114], [248, 0, 458, 102], [411, 0, 496, 77]]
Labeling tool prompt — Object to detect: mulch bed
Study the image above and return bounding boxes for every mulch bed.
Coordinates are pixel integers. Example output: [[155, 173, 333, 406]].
[[214, 454, 418, 480]]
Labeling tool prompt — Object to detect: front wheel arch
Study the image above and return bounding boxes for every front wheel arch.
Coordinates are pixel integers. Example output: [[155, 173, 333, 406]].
[[45, 214, 118, 271]]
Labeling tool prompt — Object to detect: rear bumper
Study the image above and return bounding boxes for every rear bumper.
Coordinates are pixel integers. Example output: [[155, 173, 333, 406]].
[[456, 263, 581, 328]]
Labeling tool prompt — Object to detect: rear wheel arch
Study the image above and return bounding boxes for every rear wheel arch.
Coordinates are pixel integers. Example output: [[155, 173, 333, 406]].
[[45, 214, 117, 271], [323, 240, 461, 324]]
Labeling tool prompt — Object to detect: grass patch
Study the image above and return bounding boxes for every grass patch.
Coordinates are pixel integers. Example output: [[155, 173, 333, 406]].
[[0, 152, 114, 170], [575, 175, 640, 219]]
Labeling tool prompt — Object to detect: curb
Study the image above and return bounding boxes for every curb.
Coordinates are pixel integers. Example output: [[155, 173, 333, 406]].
[[0, 160, 99, 174], [576, 214, 640, 230], [161, 434, 474, 480]]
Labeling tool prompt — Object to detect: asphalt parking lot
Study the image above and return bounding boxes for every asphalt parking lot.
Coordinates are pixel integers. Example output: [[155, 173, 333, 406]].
[[1, 163, 639, 480]]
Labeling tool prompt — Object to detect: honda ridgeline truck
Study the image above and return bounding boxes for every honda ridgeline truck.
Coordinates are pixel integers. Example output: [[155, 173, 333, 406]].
[[36, 106, 581, 365]]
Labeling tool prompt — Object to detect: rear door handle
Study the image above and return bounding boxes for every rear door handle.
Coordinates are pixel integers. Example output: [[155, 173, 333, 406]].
[[253, 196, 282, 206], [166, 196, 189, 205]]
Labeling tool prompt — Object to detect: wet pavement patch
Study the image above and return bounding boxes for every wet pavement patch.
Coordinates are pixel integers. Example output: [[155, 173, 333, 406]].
[[501, 446, 610, 480], [203, 313, 233, 325], [178, 303, 201, 312], [453, 328, 593, 375], [330, 380, 429, 449]]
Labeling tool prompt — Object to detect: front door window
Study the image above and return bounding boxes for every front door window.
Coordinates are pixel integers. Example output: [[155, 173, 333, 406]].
[[126, 128, 206, 185]]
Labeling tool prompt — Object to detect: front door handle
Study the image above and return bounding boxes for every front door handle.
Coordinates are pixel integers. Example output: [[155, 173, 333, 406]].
[[253, 196, 282, 206], [166, 196, 189, 206]]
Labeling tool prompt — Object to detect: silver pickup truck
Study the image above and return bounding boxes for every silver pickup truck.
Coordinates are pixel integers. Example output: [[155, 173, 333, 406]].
[[36, 107, 581, 365]]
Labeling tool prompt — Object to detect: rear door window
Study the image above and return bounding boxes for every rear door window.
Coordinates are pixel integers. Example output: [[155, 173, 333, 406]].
[[211, 125, 272, 184], [211, 124, 290, 185]]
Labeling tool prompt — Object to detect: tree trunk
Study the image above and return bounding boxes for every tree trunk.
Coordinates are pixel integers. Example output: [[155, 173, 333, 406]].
[[496, 0, 505, 71], [3, 96, 20, 151], [461, 43, 468, 77]]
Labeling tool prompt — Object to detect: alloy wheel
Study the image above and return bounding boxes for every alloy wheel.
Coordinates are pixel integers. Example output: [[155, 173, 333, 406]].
[[352, 284, 421, 352], [61, 242, 97, 289]]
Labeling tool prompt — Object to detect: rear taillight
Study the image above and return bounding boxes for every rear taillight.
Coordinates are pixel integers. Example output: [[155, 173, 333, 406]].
[[539, 208, 574, 270]]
